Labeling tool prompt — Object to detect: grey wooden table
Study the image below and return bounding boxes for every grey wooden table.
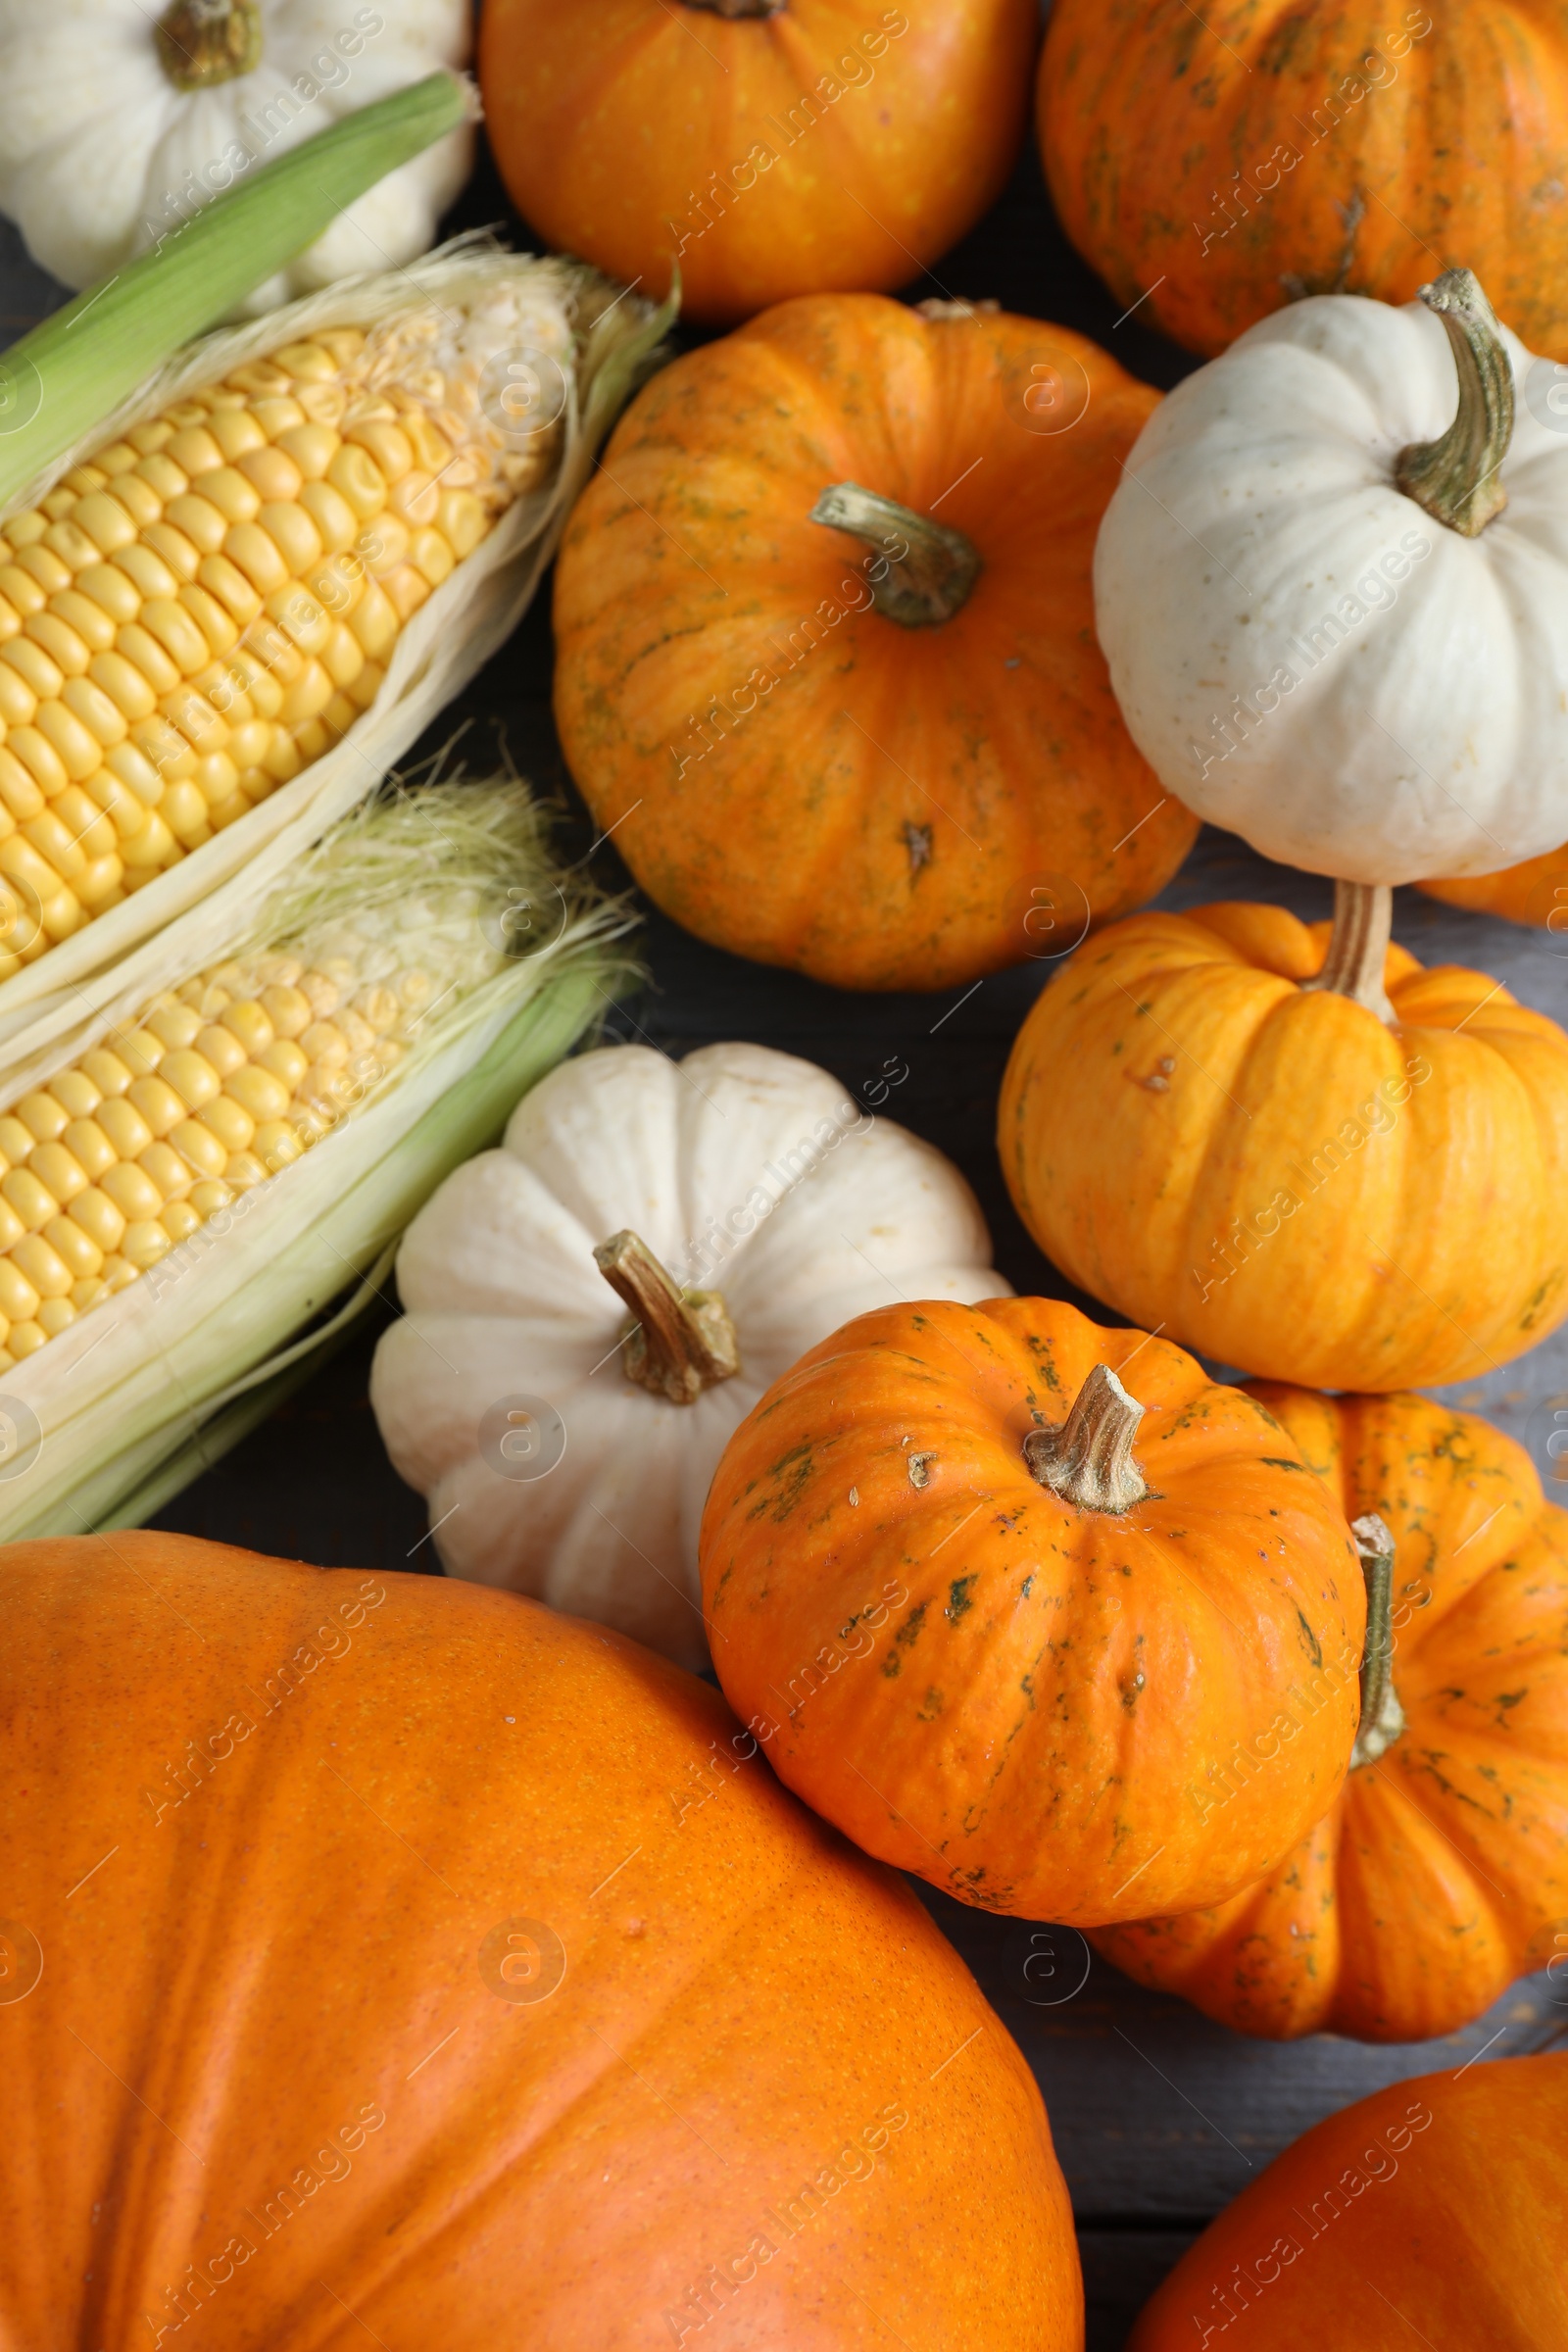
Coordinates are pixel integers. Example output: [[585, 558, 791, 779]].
[[4, 122, 1564, 2352]]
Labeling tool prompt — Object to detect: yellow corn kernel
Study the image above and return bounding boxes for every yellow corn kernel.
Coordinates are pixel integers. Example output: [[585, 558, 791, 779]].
[[38, 886, 84, 944], [12, 1232, 73, 1298], [223, 1063, 290, 1122], [162, 687, 229, 760], [165, 496, 227, 559], [188, 1178, 233, 1218], [81, 1049, 133, 1099], [0, 1257, 39, 1323], [0, 670, 34, 733], [90, 652, 159, 725], [197, 1094, 254, 1153], [0, 1199, 24, 1250], [33, 1295, 75, 1336], [69, 1186, 125, 1254], [48, 589, 117, 655], [119, 812, 178, 872], [161, 781, 211, 850], [0, 567, 44, 621], [101, 1161, 164, 1223], [117, 625, 184, 697], [257, 1038, 309, 1093], [220, 999, 273, 1055], [140, 1142, 194, 1200], [34, 703, 104, 785], [260, 983, 311, 1039], [77, 564, 143, 629], [167, 426, 224, 477], [16, 544, 73, 595], [179, 584, 240, 659], [125, 1075, 185, 1138], [7, 1318, 47, 1354], [325, 443, 387, 522], [238, 445, 304, 504], [15, 1091, 68, 1146], [62, 676, 129, 750], [110, 475, 164, 532], [48, 1070, 101, 1121], [28, 1144, 86, 1204], [61, 1118, 115, 1182], [170, 1117, 227, 1180], [143, 521, 201, 582], [72, 491, 140, 558], [197, 554, 263, 625], [348, 418, 413, 481], [43, 1213, 102, 1279], [10, 725, 70, 798], [0, 763, 44, 825], [121, 1219, 172, 1269], [115, 542, 180, 602], [258, 502, 323, 577], [24, 812, 87, 882], [198, 467, 263, 528], [252, 397, 308, 439], [0, 1116, 36, 1159], [2, 1167, 57, 1232], [276, 422, 340, 480], [140, 598, 213, 677], [280, 662, 333, 729], [43, 519, 103, 574], [222, 1151, 269, 1191], [70, 1278, 108, 1312], [97, 1105, 155, 1171], [194, 1024, 247, 1082], [24, 612, 90, 679], [208, 410, 268, 465], [223, 521, 290, 596], [53, 788, 117, 861], [159, 1198, 202, 1245], [158, 1049, 221, 1112]]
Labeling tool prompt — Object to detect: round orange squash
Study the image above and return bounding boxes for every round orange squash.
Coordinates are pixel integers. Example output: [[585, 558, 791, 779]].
[[1038, 0, 1568, 361], [999, 890, 1568, 1392], [1094, 1384, 1568, 2042], [0, 1534, 1081, 2350], [1421, 838, 1568, 929], [1129, 2053, 1568, 2350], [553, 293, 1197, 991], [479, 0, 1039, 325], [699, 1297, 1364, 1928]]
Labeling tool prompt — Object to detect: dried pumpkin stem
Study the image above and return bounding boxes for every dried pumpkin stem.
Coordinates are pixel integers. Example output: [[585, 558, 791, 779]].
[[157, 0, 263, 88], [1395, 269, 1513, 537], [1023, 1363, 1149, 1513], [594, 1229, 740, 1405], [1303, 881, 1395, 1023], [809, 481, 982, 628], [1349, 1511, 1406, 1768]]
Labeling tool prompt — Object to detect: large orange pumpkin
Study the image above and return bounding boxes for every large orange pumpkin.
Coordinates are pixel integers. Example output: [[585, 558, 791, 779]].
[[1094, 1385, 1568, 2042], [999, 893, 1568, 1391], [1037, 0, 1568, 361], [553, 294, 1197, 992], [1129, 2053, 1568, 2350], [700, 1297, 1364, 1928], [0, 1535, 1081, 2349], [1422, 838, 1568, 928], [479, 0, 1039, 325]]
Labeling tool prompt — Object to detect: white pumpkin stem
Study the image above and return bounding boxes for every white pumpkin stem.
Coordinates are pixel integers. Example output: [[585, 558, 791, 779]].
[[1303, 880, 1395, 1023], [594, 1230, 740, 1405], [810, 481, 983, 627], [1395, 269, 1514, 538], [157, 0, 263, 87], [1023, 1363, 1150, 1514], [1349, 1511, 1406, 1768]]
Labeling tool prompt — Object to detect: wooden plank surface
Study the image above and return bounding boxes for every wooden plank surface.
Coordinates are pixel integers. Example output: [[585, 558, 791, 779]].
[[4, 114, 1566, 2351]]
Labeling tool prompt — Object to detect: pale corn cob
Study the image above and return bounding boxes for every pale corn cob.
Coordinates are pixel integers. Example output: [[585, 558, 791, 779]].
[[0, 908, 495, 1369], [0, 296, 557, 977]]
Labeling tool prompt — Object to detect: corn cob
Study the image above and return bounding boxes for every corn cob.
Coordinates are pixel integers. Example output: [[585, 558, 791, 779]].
[[0, 295, 557, 976], [0, 873, 513, 1369]]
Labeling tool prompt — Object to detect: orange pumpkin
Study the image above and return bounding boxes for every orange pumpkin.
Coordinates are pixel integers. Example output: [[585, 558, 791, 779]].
[[700, 1297, 1364, 1928], [1095, 1385, 1568, 2042], [1421, 838, 1568, 929], [1037, 0, 1568, 361], [479, 0, 1039, 325], [999, 890, 1568, 1391], [1129, 2053, 1568, 2350], [0, 1534, 1081, 2349], [553, 294, 1197, 992]]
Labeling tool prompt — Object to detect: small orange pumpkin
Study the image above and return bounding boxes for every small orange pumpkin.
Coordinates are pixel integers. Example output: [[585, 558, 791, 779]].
[[1130, 2054, 1568, 2351], [700, 1297, 1364, 1927], [999, 888, 1568, 1391], [1038, 0, 1568, 362], [553, 293, 1196, 991], [1095, 1385, 1568, 2042], [480, 0, 1039, 325], [1421, 839, 1568, 930], [0, 1534, 1081, 2347]]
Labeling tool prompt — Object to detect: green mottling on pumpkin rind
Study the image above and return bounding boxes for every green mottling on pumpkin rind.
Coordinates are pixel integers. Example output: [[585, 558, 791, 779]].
[[946, 1575, 977, 1622]]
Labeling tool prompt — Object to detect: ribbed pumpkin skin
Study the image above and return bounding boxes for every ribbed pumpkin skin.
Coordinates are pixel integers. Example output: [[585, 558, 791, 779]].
[[1095, 1386, 1568, 2041], [0, 1536, 1081, 2351], [480, 0, 1038, 324], [1129, 2055, 1568, 2351], [1422, 838, 1568, 927], [999, 902, 1568, 1391], [552, 295, 1196, 992], [1038, 0, 1568, 360], [700, 1298, 1363, 1928]]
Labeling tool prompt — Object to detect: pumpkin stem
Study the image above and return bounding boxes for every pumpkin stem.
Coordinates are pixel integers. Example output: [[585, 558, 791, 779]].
[[809, 481, 982, 628], [1349, 1511, 1406, 1768], [156, 0, 263, 87], [1022, 1363, 1150, 1514], [594, 1230, 740, 1405], [1394, 269, 1514, 537], [1302, 880, 1395, 1023]]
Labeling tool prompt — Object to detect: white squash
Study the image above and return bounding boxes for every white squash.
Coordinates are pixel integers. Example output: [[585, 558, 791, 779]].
[[0, 0, 470, 313], [1095, 269, 1568, 883], [369, 1041, 1010, 1668]]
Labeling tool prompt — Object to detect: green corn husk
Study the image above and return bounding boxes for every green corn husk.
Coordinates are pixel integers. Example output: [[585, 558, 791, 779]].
[[0, 73, 473, 515], [0, 776, 636, 1540]]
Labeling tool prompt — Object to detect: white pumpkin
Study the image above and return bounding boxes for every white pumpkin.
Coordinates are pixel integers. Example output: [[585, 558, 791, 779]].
[[0, 0, 470, 313], [369, 1040, 1010, 1668], [1094, 270, 1568, 883]]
